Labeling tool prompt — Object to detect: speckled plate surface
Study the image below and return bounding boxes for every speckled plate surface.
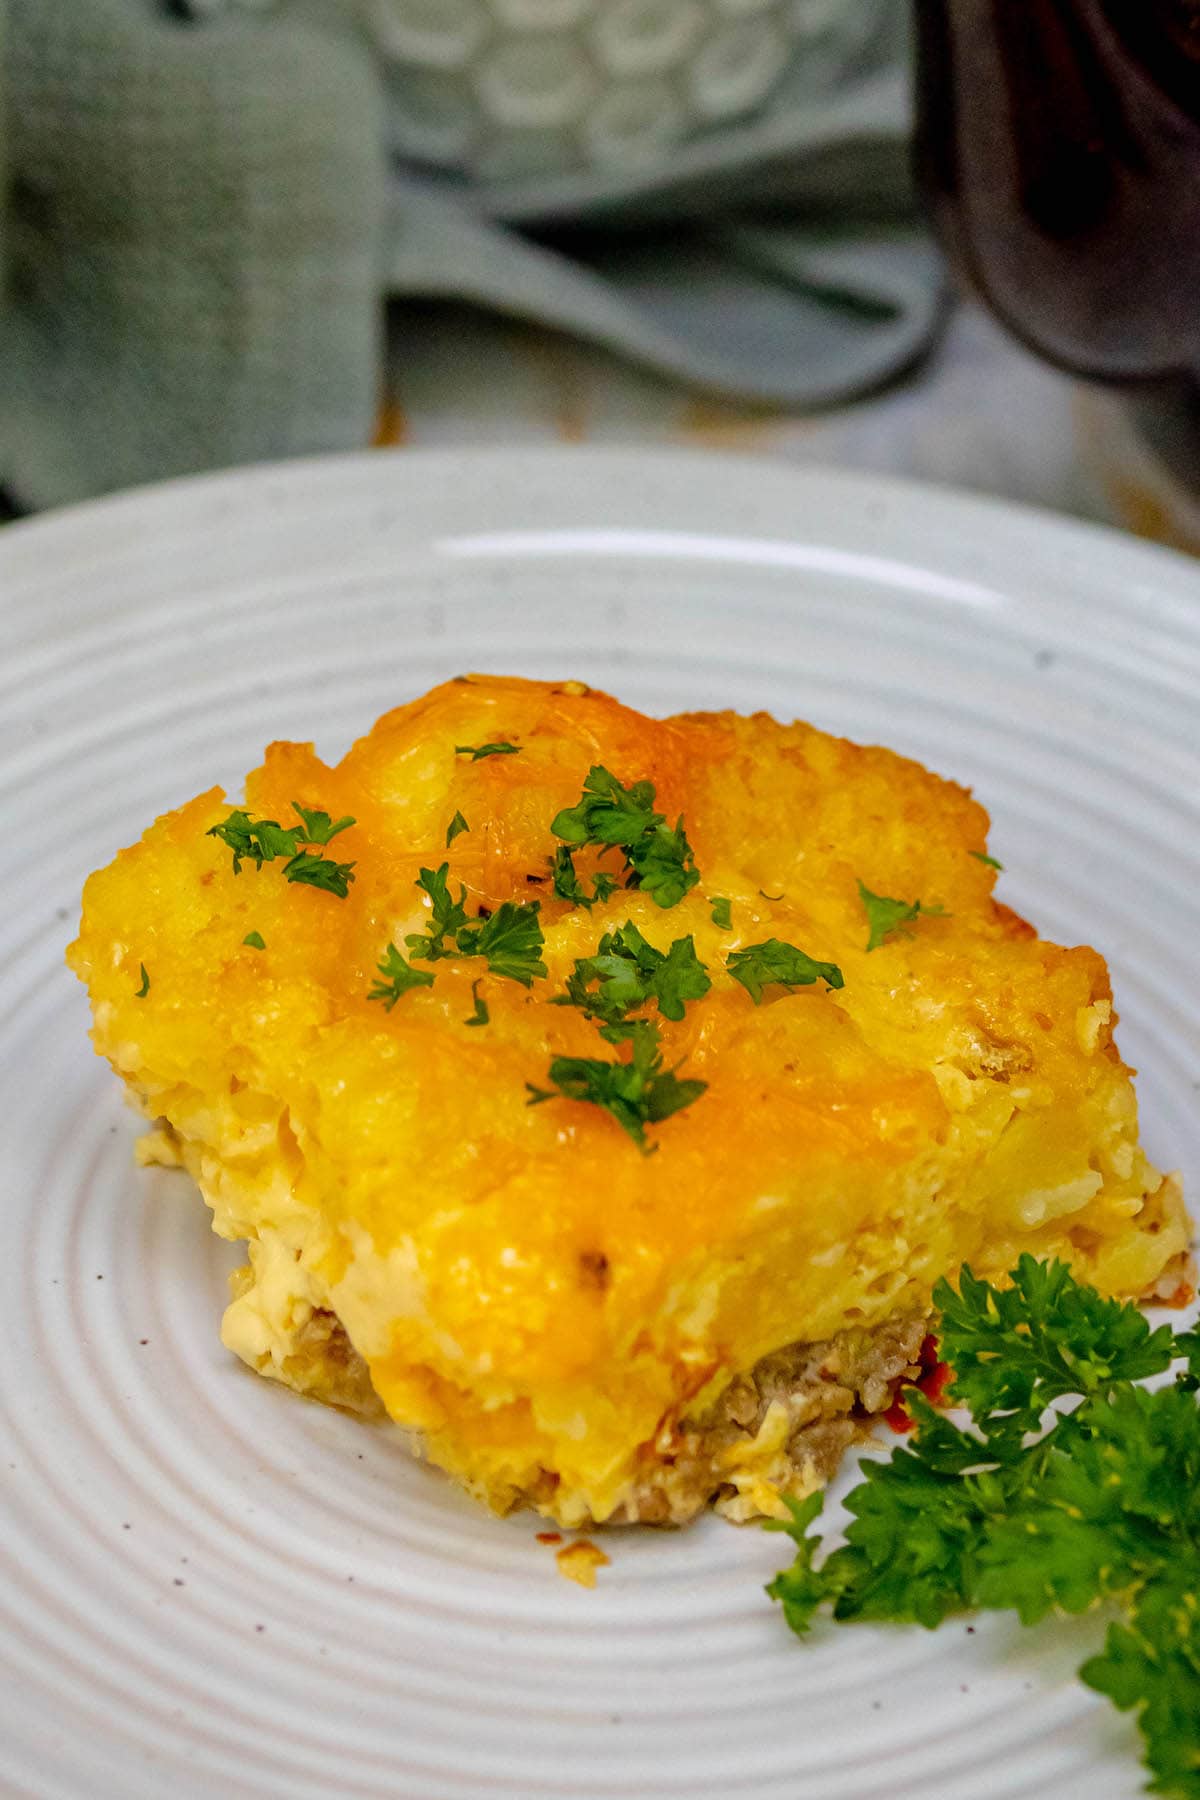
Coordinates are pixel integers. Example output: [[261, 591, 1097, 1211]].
[[2, 448, 1197, 1800]]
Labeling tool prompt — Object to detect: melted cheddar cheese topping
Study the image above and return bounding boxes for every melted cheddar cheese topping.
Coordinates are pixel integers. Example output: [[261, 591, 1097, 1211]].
[[68, 676, 1191, 1525]]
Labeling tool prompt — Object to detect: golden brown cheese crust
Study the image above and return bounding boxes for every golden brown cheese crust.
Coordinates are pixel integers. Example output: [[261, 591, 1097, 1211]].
[[68, 676, 1192, 1527]]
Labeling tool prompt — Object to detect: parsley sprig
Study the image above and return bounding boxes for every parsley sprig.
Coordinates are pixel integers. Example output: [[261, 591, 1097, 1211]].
[[766, 1256, 1200, 1797], [554, 922, 711, 1027], [283, 852, 358, 897], [370, 864, 547, 1008], [290, 805, 355, 846], [726, 939, 844, 1003], [469, 902, 548, 986], [207, 802, 357, 898], [368, 944, 436, 1009], [526, 1019, 706, 1152], [858, 878, 946, 952], [550, 766, 700, 910], [405, 863, 547, 988], [550, 847, 619, 911], [408, 863, 469, 955]]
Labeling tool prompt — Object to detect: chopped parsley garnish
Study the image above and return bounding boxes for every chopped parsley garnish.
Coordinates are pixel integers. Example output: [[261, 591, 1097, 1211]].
[[368, 943, 436, 1009], [405, 864, 546, 987], [550, 765, 700, 910], [550, 845, 620, 911], [554, 922, 710, 1026], [766, 1256, 1200, 1798], [526, 1019, 706, 1152], [858, 879, 946, 952], [445, 810, 470, 847], [409, 863, 471, 958], [455, 741, 520, 761], [463, 980, 489, 1027], [552, 766, 658, 848], [627, 820, 700, 908], [242, 931, 266, 950], [207, 802, 357, 897], [290, 804, 354, 846], [282, 852, 356, 897], [971, 850, 1004, 871], [710, 896, 732, 929], [726, 939, 844, 1003], [207, 810, 303, 872], [469, 902, 548, 987], [135, 963, 150, 998]]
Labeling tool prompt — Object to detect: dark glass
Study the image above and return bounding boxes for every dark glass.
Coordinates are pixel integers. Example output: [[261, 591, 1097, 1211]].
[[915, 0, 1200, 386]]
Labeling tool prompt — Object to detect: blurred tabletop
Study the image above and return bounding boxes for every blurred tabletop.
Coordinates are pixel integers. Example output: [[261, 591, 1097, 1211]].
[[4, 295, 1194, 547], [379, 296, 1118, 525]]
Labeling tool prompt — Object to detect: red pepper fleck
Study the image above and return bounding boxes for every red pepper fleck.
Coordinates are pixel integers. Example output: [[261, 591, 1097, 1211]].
[[883, 1398, 916, 1434], [884, 1335, 953, 1433], [536, 1532, 563, 1546]]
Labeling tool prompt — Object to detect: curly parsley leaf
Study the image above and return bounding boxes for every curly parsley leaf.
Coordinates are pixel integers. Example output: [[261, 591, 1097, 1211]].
[[824, 1432, 1019, 1629], [291, 804, 355, 846], [242, 931, 266, 950], [135, 963, 150, 998], [445, 810, 470, 847], [726, 938, 844, 1004], [858, 878, 946, 952], [549, 766, 700, 910], [455, 741, 520, 761], [1177, 1329, 1200, 1391], [971, 850, 1004, 871], [934, 1255, 1176, 1439], [555, 922, 711, 1026], [526, 1019, 706, 1152], [368, 943, 436, 1009], [710, 896, 732, 929], [763, 1494, 827, 1636], [766, 1259, 1200, 1798], [975, 1384, 1200, 1628], [463, 980, 489, 1027], [1082, 1571, 1200, 1799]]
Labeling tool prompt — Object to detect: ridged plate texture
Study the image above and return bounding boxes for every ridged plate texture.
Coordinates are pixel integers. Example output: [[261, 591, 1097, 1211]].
[[2, 449, 1198, 1800]]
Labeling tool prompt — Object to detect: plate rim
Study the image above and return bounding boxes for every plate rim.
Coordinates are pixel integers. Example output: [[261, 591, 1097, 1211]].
[[4, 441, 1200, 586]]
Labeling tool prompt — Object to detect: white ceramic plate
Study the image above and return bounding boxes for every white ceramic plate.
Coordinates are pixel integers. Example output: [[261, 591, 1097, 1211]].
[[2, 449, 1197, 1800]]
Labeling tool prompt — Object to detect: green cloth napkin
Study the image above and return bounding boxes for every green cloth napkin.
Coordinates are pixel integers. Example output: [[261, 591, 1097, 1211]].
[[0, 0, 942, 510]]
